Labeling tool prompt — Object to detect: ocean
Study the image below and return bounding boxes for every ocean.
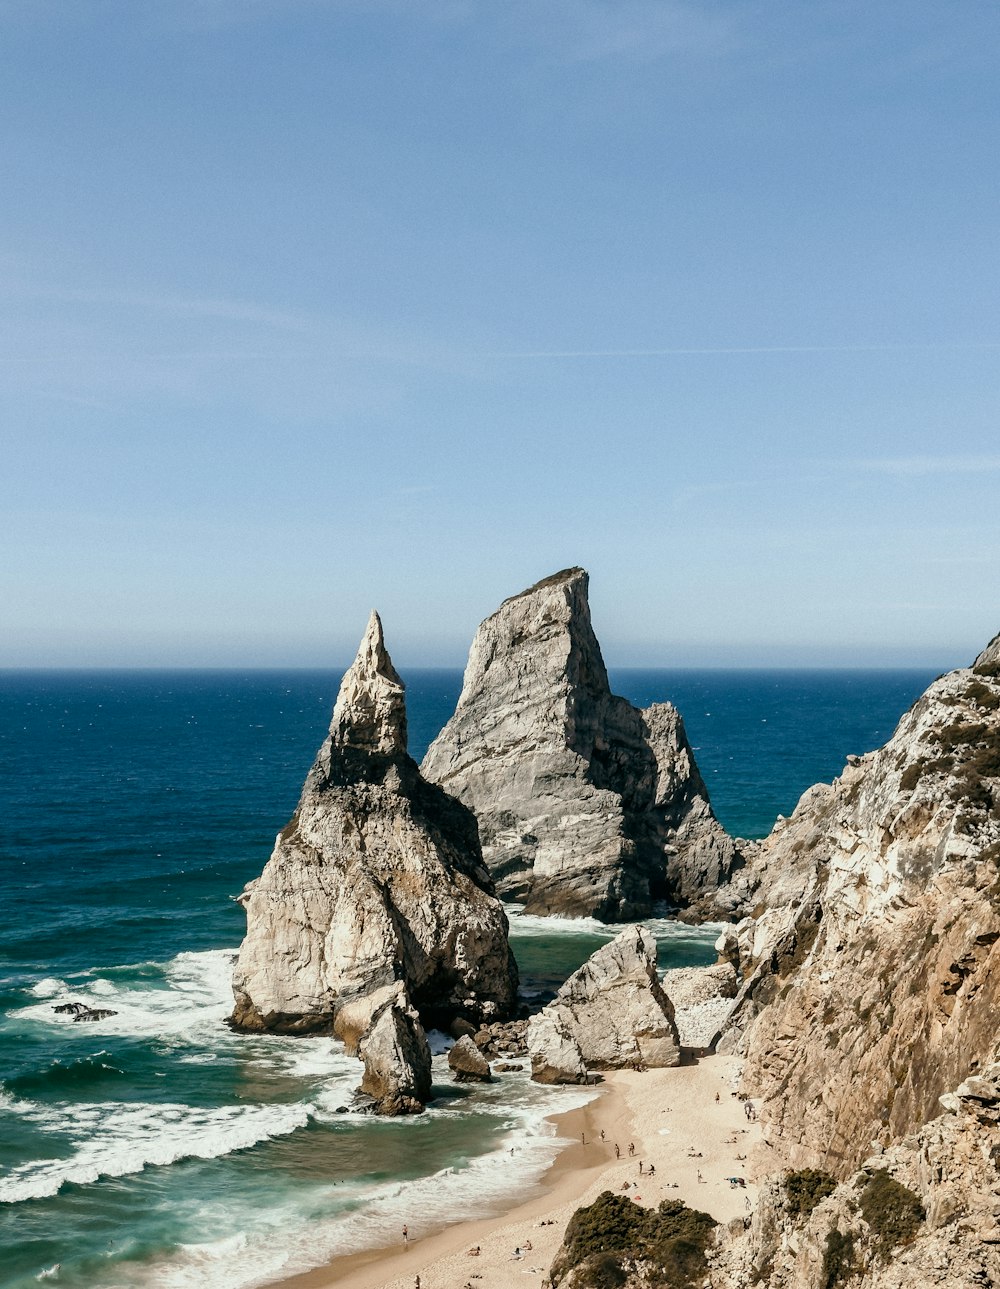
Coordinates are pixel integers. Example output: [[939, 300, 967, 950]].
[[0, 667, 938, 1287]]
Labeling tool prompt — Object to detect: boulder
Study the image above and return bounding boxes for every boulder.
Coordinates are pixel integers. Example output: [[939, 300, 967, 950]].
[[527, 926, 681, 1082], [421, 568, 744, 920], [448, 1035, 492, 1082], [358, 995, 432, 1115]]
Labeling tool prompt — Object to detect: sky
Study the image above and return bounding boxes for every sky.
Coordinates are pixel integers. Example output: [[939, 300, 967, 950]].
[[1, 0, 998, 669]]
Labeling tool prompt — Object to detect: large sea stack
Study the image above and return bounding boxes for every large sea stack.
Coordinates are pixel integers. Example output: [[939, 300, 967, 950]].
[[421, 568, 742, 920], [230, 611, 518, 1038]]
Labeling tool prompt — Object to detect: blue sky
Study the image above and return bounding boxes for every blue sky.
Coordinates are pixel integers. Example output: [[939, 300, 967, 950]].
[[2, 0, 998, 668]]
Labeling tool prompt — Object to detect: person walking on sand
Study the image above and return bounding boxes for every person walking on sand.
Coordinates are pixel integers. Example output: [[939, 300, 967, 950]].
[[638, 1160, 643, 1175], [628, 1142, 635, 1156], [615, 1143, 620, 1159], [402, 1225, 409, 1246]]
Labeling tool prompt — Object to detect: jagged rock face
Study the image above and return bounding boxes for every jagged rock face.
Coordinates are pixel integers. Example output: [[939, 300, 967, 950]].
[[527, 926, 681, 1081], [230, 612, 518, 1035], [421, 568, 742, 920], [719, 648, 1000, 1177], [709, 1066, 1000, 1288], [358, 997, 432, 1115], [447, 1034, 491, 1082]]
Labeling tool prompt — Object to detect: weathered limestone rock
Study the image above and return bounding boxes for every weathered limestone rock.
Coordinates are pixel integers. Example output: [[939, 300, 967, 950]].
[[447, 1034, 492, 1082], [527, 926, 681, 1082], [716, 637, 1000, 1176], [230, 611, 518, 1036], [358, 995, 432, 1115], [421, 568, 744, 920], [709, 1063, 1000, 1289], [661, 962, 738, 1049], [527, 1011, 590, 1085]]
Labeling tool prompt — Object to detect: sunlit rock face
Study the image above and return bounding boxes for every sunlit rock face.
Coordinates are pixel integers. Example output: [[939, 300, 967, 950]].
[[719, 634, 1000, 1176], [230, 610, 518, 1037], [422, 568, 744, 920]]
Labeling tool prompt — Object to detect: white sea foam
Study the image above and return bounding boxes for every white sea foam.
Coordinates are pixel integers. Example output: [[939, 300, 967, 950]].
[[29, 978, 64, 998], [506, 907, 724, 944], [0, 1098, 314, 1203], [130, 1076, 597, 1289], [11, 949, 238, 1043]]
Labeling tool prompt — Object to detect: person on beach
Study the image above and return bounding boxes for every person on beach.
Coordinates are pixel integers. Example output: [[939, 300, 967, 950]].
[[648, 1165, 655, 1177], [638, 1161, 643, 1175], [628, 1142, 635, 1156], [599, 1129, 605, 1140], [402, 1225, 409, 1245], [615, 1143, 620, 1159]]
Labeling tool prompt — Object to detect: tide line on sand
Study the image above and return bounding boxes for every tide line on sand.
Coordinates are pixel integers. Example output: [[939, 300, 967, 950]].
[[276, 1054, 761, 1289]]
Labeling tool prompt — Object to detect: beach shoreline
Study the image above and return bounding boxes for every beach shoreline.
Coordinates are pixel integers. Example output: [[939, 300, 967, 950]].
[[274, 1054, 759, 1289]]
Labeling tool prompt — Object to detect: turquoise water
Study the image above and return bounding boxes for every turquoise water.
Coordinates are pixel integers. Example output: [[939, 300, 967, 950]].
[[0, 668, 937, 1286]]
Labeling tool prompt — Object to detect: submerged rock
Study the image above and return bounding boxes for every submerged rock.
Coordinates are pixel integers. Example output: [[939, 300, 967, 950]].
[[527, 926, 681, 1082], [358, 994, 432, 1115], [422, 568, 743, 920], [230, 611, 518, 1038]]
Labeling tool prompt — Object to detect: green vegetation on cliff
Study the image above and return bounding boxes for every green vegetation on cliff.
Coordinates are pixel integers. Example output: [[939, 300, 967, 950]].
[[551, 1192, 717, 1289]]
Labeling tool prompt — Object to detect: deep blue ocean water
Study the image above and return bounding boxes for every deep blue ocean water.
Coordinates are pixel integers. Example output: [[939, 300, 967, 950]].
[[0, 668, 937, 1287]]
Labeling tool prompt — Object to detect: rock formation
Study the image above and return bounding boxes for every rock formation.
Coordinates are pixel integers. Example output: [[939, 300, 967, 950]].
[[421, 568, 743, 920], [230, 611, 518, 1042], [527, 926, 681, 1082], [661, 962, 737, 1049], [715, 639, 1000, 1178], [709, 1063, 1000, 1289], [358, 993, 432, 1115], [447, 1034, 492, 1082]]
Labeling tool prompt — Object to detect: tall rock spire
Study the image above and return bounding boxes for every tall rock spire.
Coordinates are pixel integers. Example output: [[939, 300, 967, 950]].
[[230, 610, 518, 1069], [421, 568, 742, 920], [330, 610, 407, 757]]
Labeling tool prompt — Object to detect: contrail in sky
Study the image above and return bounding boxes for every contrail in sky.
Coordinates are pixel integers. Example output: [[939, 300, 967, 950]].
[[498, 343, 1000, 357]]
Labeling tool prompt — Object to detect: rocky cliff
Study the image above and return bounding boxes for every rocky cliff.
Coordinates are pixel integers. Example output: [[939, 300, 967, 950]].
[[709, 1061, 1000, 1289], [718, 640, 1000, 1177], [230, 611, 518, 1037], [421, 568, 743, 919]]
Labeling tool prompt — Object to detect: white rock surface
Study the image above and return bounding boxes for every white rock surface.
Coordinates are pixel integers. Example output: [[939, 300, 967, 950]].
[[527, 925, 681, 1082], [358, 993, 432, 1115], [230, 611, 518, 1036], [422, 568, 744, 919]]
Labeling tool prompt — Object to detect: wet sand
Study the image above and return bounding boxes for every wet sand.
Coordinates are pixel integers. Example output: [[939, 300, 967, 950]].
[[275, 1054, 759, 1289]]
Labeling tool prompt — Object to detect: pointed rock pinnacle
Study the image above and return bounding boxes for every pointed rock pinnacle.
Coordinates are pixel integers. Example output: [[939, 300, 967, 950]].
[[330, 610, 408, 756]]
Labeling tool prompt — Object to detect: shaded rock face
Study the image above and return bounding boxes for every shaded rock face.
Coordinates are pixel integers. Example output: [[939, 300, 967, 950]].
[[421, 569, 742, 920], [527, 926, 680, 1082], [230, 611, 518, 1038], [718, 642, 1000, 1177], [709, 1066, 1000, 1289], [358, 996, 432, 1116]]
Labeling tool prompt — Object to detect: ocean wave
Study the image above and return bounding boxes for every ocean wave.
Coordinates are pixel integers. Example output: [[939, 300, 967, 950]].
[[506, 907, 724, 943], [0, 1098, 314, 1204], [9, 948, 239, 1042], [28, 978, 65, 998], [6, 1053, 127, 1096], [131, 1080, 597, 1289]]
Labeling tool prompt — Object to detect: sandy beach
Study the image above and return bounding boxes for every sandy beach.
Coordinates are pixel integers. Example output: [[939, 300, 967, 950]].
[[278, 1054, 760, 1289]]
